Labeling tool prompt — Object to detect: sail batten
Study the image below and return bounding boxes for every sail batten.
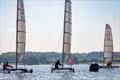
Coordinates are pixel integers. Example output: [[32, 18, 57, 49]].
[[104, 24, 113, 65], [16, 0, 26, 68], [62, 0, 72, 66]]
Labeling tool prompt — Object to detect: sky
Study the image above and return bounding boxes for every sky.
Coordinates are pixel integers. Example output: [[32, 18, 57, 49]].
[[0, 0, 120, 54]]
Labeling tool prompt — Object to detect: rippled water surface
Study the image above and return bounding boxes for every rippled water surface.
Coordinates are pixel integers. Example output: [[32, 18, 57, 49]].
[[0, 64, 120, 80]]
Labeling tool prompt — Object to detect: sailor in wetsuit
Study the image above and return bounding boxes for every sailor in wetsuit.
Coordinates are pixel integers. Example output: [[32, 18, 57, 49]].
[[3, 61, 13, 71], [55, 60, 61, 69], [107, 61, 112, 67]]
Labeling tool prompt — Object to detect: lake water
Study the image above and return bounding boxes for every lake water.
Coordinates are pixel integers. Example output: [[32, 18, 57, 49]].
[[0, 64, 120, 80]]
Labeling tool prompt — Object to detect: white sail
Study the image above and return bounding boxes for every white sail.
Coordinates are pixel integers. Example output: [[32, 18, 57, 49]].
[[16, 0, 26, 66], [104, 24, 113, 65], [62, 0, 72, 65]]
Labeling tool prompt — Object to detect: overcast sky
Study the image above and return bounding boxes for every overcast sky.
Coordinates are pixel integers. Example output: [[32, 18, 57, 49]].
[[0, 0, 120, 54]]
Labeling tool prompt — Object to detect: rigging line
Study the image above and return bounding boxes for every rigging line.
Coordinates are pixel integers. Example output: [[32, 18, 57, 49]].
[[51, 24, 63, 68], [7, 28, 16, 66], [0, 28, 2, 53], [9, 29, 15, 52], [119, 8, 120, 52], [55, 26, 63, 58], [55, 26, 63, 52]]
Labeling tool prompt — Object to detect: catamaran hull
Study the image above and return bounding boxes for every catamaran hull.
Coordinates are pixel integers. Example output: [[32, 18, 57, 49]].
[[99, 66, 119, 68], [1, 68, 33, 73], [51, 68, 75, 73], [9, 68, 33, 73]]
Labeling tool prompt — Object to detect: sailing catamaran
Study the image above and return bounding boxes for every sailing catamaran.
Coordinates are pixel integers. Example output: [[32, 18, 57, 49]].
[[51, 0, 75, 72], [3, 0, 33, 73], [100, 24, 119, 68]]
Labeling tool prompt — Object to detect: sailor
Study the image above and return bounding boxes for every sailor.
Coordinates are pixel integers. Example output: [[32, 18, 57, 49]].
[[3, 61, 13, 71], [55, 60, 61, 69], [107, 61, 112, 67]]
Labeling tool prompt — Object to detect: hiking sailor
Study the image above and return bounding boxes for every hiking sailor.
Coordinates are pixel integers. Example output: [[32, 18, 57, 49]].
[[3, 61, 13, 71]]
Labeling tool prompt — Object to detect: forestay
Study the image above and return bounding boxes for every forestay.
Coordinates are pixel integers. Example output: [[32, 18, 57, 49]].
[[16, 0, 26, 68], [104, 24, 113, 65]]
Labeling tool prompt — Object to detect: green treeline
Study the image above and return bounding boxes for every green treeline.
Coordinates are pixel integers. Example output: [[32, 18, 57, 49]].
[[0, 52, 120, 65]]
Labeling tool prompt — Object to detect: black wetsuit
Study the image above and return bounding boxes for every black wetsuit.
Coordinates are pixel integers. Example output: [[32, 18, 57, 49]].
[[107, 62, 112, 67], [3, 63, 13, 71], [55, 60, 61, 69]]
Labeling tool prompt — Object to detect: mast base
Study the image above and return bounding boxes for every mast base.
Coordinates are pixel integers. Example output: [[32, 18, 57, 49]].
[[51, 67, 75, 73]]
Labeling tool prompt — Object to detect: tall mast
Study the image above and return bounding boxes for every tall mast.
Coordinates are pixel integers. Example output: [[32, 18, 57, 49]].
[[16, 0, 26, 69], [62, 0, 72, 68], [104, 24, 113, 66]]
